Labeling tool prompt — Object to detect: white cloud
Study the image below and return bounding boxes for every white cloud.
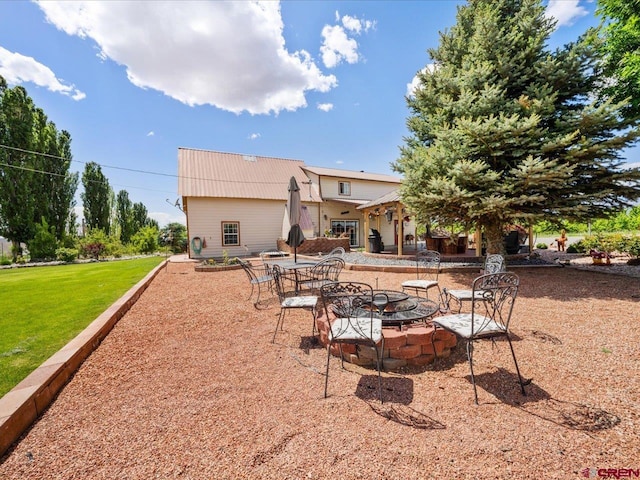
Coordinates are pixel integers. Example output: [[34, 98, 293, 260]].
[[150, 210, 186, 228], [248, 133, 261, 140], [147, 131, 155, 136], [317, 103, 333, 112], [335, 160, 344, 164], [320, 12, 373, 69], [545, 0, 589, 27], [341, 14, 374, 35], [35, 1, 337, 115], [406, 64, 435, 97], [0, 46, 86, 100]]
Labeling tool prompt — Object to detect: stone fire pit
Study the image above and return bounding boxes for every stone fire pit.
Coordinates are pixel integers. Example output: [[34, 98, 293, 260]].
[[315, 313, 457, 371]]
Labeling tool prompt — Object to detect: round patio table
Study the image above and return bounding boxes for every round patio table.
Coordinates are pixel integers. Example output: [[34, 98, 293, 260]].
[[358, 289, 439, 327]]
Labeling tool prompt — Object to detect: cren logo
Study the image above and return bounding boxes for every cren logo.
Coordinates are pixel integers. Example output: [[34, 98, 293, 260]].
[[586, 469, 640, 478]]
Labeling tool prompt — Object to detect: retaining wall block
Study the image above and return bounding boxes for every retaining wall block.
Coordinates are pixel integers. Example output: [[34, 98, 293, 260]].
[[422, 340, 445, 356], [406, 354, 435, 366], [382, 329, 408, 350], [406, 325, 435, 346], [382, 357, 407, 370], [389, 344, 422, 359]]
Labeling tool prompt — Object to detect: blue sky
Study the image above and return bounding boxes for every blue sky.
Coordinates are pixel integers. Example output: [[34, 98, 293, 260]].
[[0, 0, 633, 227]]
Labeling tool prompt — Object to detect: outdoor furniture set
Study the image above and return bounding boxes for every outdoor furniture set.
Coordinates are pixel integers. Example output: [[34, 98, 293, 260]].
[[240, 248, 527, 404]]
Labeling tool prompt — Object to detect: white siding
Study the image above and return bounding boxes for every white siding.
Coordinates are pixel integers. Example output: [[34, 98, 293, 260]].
[[320, 177, 397, 201], [186, 197, 320, 258]]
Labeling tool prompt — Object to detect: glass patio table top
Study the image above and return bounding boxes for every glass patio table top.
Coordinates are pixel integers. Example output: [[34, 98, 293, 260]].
[[355, 289, 439, 327]]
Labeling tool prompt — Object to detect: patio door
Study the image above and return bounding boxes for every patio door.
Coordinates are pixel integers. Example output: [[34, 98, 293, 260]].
[[331, 220, 359, 247]]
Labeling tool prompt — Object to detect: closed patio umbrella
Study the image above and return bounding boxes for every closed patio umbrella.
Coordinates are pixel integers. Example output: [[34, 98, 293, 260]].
[[286, 176, 305, 262]]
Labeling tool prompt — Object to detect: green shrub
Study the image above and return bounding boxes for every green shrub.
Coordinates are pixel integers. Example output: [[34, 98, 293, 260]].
[[580, 235, 601, 252], [582, 233, 628, 254], [536, 243, 548, 249], [131, 226, 159, 254], [0, 255, 11, 266], [568, 240, 587, 253], [28, 218, 59, 261], [56, 247, 79, 262], [622, 236, 640, 258]]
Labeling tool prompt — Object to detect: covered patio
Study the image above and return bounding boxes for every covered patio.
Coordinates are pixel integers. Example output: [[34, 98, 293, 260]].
[[358, 189, 535, 258]]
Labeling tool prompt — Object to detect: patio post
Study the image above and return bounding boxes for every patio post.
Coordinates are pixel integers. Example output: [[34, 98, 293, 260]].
[[364, 209, 370, 253], [397, 202, 404, 256]]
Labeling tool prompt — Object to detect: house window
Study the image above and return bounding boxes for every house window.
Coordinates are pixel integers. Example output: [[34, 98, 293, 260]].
[[338, 181, 351, 196], [222, 221, 240, 246]]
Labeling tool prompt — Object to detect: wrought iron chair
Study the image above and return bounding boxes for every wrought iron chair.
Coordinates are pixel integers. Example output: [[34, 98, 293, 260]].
[[324, 246, 346, 259], [237, 258, 273, 308], [432, 272, 527, 404], [443, 254, 506, 313], [271, 265, 318, 343], [297, 257, 345, 294], [401, 250, 441, 300], [320, 281, 384, 402]]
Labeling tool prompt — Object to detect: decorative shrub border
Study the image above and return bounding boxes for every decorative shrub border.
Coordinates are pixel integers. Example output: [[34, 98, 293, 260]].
[[194, 263, 242, 272]]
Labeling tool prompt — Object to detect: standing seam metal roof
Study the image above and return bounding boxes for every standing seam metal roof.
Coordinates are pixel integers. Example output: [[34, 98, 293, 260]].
[[301, 165, 401, 184], [178, 148, 322, 202]]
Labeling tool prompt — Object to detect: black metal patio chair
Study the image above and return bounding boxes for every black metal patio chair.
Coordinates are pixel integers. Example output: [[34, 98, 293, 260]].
[[271, 265, 318, 343], [432, 272, 527, 404], [443, 254, 506, 313], [401, 250, 442, 301], [238, 258, 274, 309], [296, 256, 345, 294], [320, 281, 384, 402]]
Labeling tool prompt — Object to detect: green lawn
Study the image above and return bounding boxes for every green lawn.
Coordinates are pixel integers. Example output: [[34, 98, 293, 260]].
[[0, 257, 163, 397]]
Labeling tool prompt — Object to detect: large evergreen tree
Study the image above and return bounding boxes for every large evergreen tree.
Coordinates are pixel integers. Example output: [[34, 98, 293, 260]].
[[81, 162, 112, 234], [394, 0, 640, 254]]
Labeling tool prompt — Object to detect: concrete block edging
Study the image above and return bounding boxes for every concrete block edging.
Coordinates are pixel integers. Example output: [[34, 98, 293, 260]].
[[0, 260, 167, 458]]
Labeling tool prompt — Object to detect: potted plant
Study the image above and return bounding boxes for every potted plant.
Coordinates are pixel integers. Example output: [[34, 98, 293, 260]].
[[589, 249, 610, 265]]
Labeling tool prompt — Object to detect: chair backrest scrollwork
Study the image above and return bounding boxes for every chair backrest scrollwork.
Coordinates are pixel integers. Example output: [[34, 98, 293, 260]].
[[472, 272, 519, 336], [320, 281, 378, 340], [484, 254, 506, 274], [415, 250, 440, 281]]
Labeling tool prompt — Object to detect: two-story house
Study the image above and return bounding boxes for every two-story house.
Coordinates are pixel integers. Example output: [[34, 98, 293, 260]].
[[178, 147, 401, 258]]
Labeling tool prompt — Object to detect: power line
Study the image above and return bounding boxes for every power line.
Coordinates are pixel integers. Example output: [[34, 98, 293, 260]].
[[0, 161, 177, 194], [0, 144, 293, 186]]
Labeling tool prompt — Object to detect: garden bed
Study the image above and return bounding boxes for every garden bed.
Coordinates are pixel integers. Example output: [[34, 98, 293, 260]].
[[194, 261, 242, 272]]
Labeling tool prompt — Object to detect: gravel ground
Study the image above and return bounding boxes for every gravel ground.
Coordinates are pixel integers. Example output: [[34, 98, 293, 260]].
[[343, 251, 553, 267], [1, 258, 639, 479]]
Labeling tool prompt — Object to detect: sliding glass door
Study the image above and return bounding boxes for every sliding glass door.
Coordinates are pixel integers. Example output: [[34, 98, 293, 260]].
[[331, 220, 359, 247]]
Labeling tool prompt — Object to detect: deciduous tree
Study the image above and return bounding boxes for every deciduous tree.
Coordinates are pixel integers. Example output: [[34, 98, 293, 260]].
[[115, 190, 135, 244], [591, 0, 640, 121], [0, 81, 36, 259], [81, 162, 112, 235], [0, 78, 78, 259]]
